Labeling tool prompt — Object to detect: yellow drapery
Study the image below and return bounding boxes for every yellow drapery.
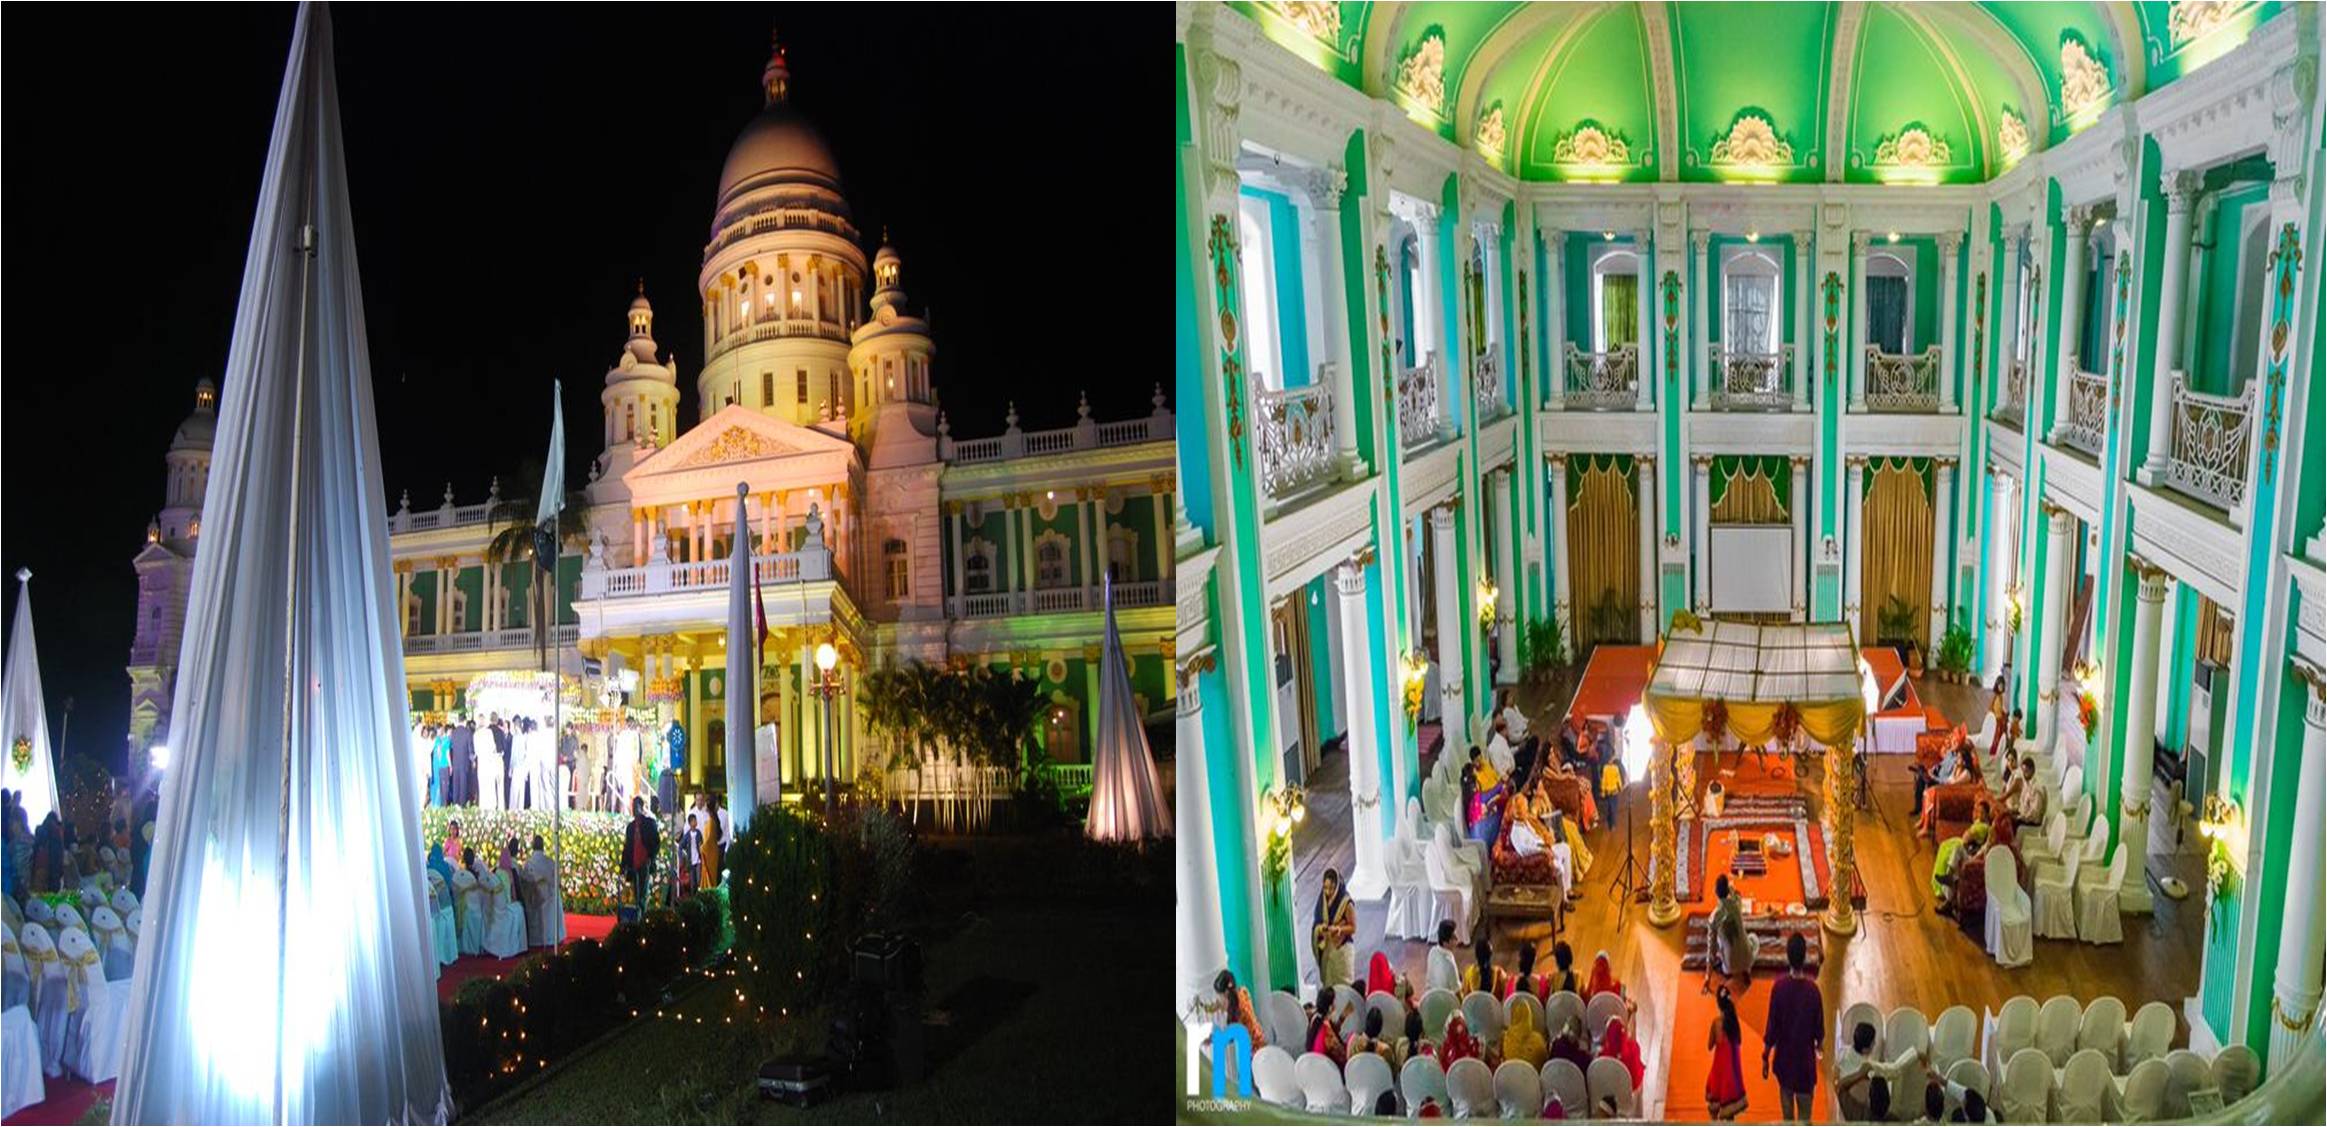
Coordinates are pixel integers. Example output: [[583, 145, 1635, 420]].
[[1568, 457, 1641, 647], [1709, 462, 1786, 525], [1861, 458, 1934, 650], [1640, 692, 1865, 750]]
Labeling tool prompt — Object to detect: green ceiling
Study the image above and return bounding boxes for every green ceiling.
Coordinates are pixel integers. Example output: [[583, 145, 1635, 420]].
[[1222, 1, 2284, 184]]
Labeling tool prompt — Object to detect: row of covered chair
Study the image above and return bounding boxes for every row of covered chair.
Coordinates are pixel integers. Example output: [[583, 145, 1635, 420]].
[[1263, 981, 1630, 1062], [1248, 1045, 1638, 1118], [1994, 1043, 2258, 1122]]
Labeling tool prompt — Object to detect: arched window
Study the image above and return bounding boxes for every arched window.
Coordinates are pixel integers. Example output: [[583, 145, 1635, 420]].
[[1866, 249, 1916, 354], [1106, 528, 1140, 582], [1721, 247, 1782, 354], [1590, 246, 1642, 352], [964, 540, 996, 594], [1034, 533, 1071, 589], [1238, 201, 1281, 390]]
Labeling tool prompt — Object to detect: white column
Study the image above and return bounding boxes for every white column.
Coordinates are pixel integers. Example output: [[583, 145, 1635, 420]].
[[1844, 459, 1866, 636], [1792, 231, 1813, 412], [1849, 233, 1871, 411], [2141, 172, 2202, 483], [1336, 560, 1388, 898], [2116, 564, 2170, 913], [1636, 457, 1658, 640], [1996, 233, 2025, 404], [946, 504, 965, 615], [395, 570, 409, 637], [1490, 471, 1519, 683], [1692, 457, 1712, 612], [1635, 230, 1656, 412], [1938, 233, 1962, 413], [2269, 660, 2327, 1073], [2048, 206, 2092, 445], [1790, 456, 1810, 621], [1430, 504, 1468, 752], [1175, 660, 1226, 1006], [1077, 488, 1096, 594], [1549, 455, 1572, 644], [1418, 209, 1450, 425], [1930, 460, 1956, 646], [1983, 470, 2017, 681], [1545, 232, 1569, 410], [1316, 171, 1364, 478], [2035, 505, 2076, 753], [1692, 230, 1712, 408]]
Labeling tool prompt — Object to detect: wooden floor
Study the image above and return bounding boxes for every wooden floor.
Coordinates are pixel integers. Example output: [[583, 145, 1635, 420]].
[[1284, 668, 2207, 1120]]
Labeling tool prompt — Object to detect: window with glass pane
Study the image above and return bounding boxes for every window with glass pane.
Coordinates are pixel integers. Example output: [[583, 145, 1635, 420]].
[[1726, 274, 1776, 353]]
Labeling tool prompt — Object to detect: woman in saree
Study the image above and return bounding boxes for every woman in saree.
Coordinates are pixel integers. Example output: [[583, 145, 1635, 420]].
[[1366, 951, 1396, 997], [1312, 867, 1356, 990], [1600, 1015, 1646, 1090], [1437, 1013, 1483, 1068], [1501, 1003, 1549, 1069]]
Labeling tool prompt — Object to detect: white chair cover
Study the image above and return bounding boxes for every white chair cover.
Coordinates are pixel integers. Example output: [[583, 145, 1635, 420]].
[[2119, 1057, 2168, 1122], [1251, 1044, 1301, 1107], [1400, 1054, 1449, 1115], [2021, 811, 2070, 876], [1419, 987, 1459, 1040], [86, 907, 131, 984], [483, 870, 528, 959], [1945, 1058, 1991, 1108], [1462, 989, 1504, 1043], [2, 1002, 41, 1117], [1985, 849, 2033, 967], [1885, 1006, 1930, 1062], [1446, 1056, 1495, 1117], [1543, 1057, 1589, 1117], [2033, 840, 2085, 940], [1294, 1051, 1348, 1113], [50, 905, 83, 936], [2034, 995, 2082, 1067], [453, 869, 484, 956], [426, 871, 458, 967], [2075, 995, 2126, 1070], [2000, 1046, 2055, 1123], [2, 921, 26, 1011], [1386, 842, 1454, 943], [1332, 985, 1364, 1039], [2056, 1047, 2113, 1121], [1423, 837, 1476, 942], [1367, 990, 1404, 1037], [55, 927, 122, 1084], [124, 908, 142, 946], [21, 924, 65, 1078], [1545, 990, 1584, 1042], [2210, 1044, 2260, 1103], [1426, 947, 1462, 993], [1494, 1058, 1544, 1117], [2162, 1048, 2210, 1117], [1344, 1050, 1394, 1114], [2125, 1001, 2176, 1069], [109, 888, 137, 919], [1262, 991, 1308, 1054], [2076, 844, 2127, 944], [1837, 1000, 1885, 1061], [1987, 996, 2039, 1080], [1585, 992, 1625, 1048], [1585, 1054, 1637, 1116], [1931, 1004, 1979, 1073], [22, 900, 52, 928], [1433, 821, 1488, 896]]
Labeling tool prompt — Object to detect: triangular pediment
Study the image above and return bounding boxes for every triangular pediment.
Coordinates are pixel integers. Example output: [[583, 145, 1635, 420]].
[[132, 542, 187, 569], [629, 405, 856, 479]]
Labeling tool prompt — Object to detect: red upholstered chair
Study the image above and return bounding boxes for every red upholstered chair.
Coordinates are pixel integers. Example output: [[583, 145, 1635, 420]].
[[1490, 811, 1560, 887]]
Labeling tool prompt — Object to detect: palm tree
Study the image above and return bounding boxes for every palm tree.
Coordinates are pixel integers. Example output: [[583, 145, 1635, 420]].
[[482, 457, 594, 667]]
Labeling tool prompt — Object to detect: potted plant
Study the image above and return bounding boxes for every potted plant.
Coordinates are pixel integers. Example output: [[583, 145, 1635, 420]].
[[1934, 612, 1975, 684], [1878, 593, 1925, 676]]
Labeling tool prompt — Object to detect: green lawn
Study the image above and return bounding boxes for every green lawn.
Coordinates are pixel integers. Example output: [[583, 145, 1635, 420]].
[[470, 834, 1172, 1124]]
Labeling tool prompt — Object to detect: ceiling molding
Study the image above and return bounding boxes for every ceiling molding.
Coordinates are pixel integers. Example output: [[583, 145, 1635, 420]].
[[1361, 1, 1415, 100], [1922, 2, 2054, 162], [1640, 1, 1679, 182], [1890, 2, 1993, 178], [1507, 3, 1624, 178], [1825, 1, 1866, 183], [1455, 2, 1600, 169], [2101, 1, 2146, 100]]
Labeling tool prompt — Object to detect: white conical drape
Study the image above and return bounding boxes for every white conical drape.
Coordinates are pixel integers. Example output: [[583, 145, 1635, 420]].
[[113, 5, 450, 1123], [2, 569, 60, 826], [1085, 577, 1170, 842], [724, 483, 758, 832]]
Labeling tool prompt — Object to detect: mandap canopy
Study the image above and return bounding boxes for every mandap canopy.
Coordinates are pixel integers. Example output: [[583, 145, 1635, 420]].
[[1640, 618, 1866, 748]]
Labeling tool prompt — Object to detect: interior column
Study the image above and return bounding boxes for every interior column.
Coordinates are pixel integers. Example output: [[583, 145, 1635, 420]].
[[1545, 232, 1568, 410], [1315, 172, 1364, 479], [1849, 232, 1871, 412], [2270, 658, 2327, 1074], [1636, 457, 1658, 640], [2035, 504, 2076, 754], [1336, 557, 1388, 898], [1938, 233, 1962, 413], [2047, 206, 2092, 446], [1930, 460, 1955, 647], [1790, 456, 1810, 621], [1823, 730, 1860, 935], [1692, 230, 1712, 409], [1692, 457, 1712, 613], [1983, 469, 2017, 682], [1792, 230, 1813, 412], [1844, 459, 1866, 638], [1490, 470, 1519, 684], [1429, 504, 1468, 753], [1634, 230, 1655, 412], [2141, 171, 2202, 483], [2116, 562, 2170, 912], [1548, 455, 1571, 646]]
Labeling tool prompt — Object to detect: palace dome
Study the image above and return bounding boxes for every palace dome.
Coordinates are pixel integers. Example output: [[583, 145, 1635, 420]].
[[169, 379, 218, 453], [716, 103, 843, 203]]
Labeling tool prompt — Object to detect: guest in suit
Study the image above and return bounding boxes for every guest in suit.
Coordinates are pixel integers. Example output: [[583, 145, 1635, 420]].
[[448, 720, 476, 806], [492, 717, 516, 808], [622, 797, 661, 912]]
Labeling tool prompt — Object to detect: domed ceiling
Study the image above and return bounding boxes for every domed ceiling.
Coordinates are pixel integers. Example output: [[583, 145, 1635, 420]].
[[1227, 1, 2281, 184]]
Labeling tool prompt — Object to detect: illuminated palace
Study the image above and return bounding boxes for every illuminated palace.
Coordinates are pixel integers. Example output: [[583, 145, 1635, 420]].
[[129, 39, 1177, 801], [1177, 1, 2322, 1119]]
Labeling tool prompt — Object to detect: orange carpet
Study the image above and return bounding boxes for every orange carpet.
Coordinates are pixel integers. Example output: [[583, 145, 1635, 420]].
[[1660, 759, 1835, 1123], [1567, 644, 1659, 724]]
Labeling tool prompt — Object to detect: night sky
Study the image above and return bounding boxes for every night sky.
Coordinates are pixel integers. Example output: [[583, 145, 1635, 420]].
[[2, 5, 1156, 772]]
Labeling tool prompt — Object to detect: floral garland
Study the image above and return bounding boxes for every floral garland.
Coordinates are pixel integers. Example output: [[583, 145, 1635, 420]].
[[2206, 837, 2238, 905], [2076, 689, 2099, 743], [423, 805, 632, 913], [1702, 700, 1729, 747], [1772, 703, 1803, 750]]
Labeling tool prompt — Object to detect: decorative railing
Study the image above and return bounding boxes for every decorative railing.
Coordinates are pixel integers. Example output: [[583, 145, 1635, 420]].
[[1706, 344, 1794, 411], [1256, 381, 1337, 502], [403, 624, 578, 654], [944, 405, 1172, 465], [2055, 367, 2109, 457], [1561, 342, 1638, 410], [390, 500, 497, 533], [1473, 344, 1507, 420], [1864, 345, 1942, 413], [2164, 371, 2258, 513], [1398, 353, 1444, 448], [579, 548, 833, 600], [951, 579, 1173, 619], [1994, 359, 2029, 428]]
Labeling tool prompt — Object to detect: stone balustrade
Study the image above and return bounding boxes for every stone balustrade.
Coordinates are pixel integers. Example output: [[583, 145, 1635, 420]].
[[2164, 371, 2259, 513], [1707, 344, 1794, 411], [1864, 345, 1942, 413], [2056, 367, 2110, 457], [1256, 383, 1337, 503], [1559, 342, 1638, 410]]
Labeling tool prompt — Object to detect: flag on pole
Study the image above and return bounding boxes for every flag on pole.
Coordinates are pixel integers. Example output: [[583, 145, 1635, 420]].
[[2, 569, 59, 825], [536, 378, 564, 527]]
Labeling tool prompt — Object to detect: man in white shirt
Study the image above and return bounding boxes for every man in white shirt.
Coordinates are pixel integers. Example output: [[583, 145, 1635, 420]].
[[1835, 1020, 1935, 1121]]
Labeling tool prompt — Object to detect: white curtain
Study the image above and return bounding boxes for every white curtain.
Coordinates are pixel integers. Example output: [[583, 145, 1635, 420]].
[[113, 5, 449, 1122], [1085, 578, 1170, 842], [1, 570, 59, 825]]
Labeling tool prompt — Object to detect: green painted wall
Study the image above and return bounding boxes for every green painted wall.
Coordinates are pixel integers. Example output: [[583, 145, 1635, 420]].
[[1844, 3, 1985, 184], [1515, 4, 1657, 183], [1241, 184, 1313, 389], [1670, 2, 1834, 184], [2191, 181, 2271, 394]]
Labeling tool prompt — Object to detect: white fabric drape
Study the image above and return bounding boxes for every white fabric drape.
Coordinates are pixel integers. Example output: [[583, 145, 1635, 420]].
[[1085, 577, 1170, 841], [725, 484, 758, 832], [112, 6, 450, 1122], [2, 570, 59, 826]]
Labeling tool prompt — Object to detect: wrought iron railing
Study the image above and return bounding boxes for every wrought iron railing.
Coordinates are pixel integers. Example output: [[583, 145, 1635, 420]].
[[1561, 342, 1638, 410], [1473, 343, 1507, 420], [1706, 344, 1794, 411], [1255, 381, 1336, 502], [1994, 359, 2029, 428], [1398, 353, 1444, 448], [950, 580, 1173, 619], [1864, 346, 1942, 412], [2164, 371, 2258, 513], [579, 548, 832, 600], [2056, 367, 2109, 457]]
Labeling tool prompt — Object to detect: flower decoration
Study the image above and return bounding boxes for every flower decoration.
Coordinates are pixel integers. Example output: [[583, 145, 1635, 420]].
[[1709, 112, 1794, 169], [1997, 109, 2031, 165], [2076, 689, 2100, 743], [9, 735, 29, 773], [1701, 700, 1729, 747], [423, 805, 633, 912], [1553, 122, 1631, 168], [2059, 37, 2112, 123], [1394, 33, 1448, 118], [1873, 125, 1951, 169], [1772, 702, 1803, 749]]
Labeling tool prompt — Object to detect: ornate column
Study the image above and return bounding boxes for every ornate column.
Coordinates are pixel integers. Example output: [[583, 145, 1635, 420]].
[[1636, 456, 1658, 640], [1019, 492, 1037, 596], [2034, 504, 2076, 753], [2116, 562, 2170, 913], [1844, 458, 1866, 636], [1823, 732, 1860, 935], [1849, 232, 1871, 411], [1983, 469, 2018, 681], [394, 564, 410, 637], [1548, 455, 1572, 644], [1692, 456, 1712, 612], [2048, 206, 2093, 444], [1692, 230, 1713, 408], [1175, 651, 1226, 1006], [1430, 503, 1468, 752], [1998, 232, 2027, 380], [1490, 471, 1519, 683], [1647, 737, 1680, 927], [1792, 230, 1814, 412], [1336, 555, 1388, 897], [1938, 233, 1962, 412], [2141, 171, 2203, 483], [1635, 230, 1656, 412], [1312, 167, 1364, 479], [946, 501, 965, 614], [1545, 232, 1569, 410], [2270, 658, 2327, 1073], [759, 491, 776, 554], [1155, 475, 1178, 577], [1790, 456, 1810, 621], [1930, 459, 1955, 646], [1077, 487, 1096, 593], [1418, 208, 1450, 419]]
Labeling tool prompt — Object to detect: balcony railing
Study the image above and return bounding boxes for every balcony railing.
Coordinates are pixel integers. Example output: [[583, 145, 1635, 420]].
[[944, 406, 1172, 465], [2164, 371, 2258, 513], [1256, 380, 1337, 503], [951, 579, 1174, 619], [1994, 359, 2029, 428], [2055, 367, 2109, 457], [579, 548, 833, 600], [1864, 346, 1942, 413], [1560, 342, 1638, 410], [1473, 344, 1507, 421], [1707, 344, 1794, 411], [1398, 353, 1444, 449], [403, 624, 578, 654]]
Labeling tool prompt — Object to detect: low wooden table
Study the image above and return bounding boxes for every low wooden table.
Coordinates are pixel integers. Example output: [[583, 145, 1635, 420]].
[[1485, 881, 1564, 943]]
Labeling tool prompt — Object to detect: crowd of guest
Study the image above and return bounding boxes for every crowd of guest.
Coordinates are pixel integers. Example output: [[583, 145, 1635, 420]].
[[1455, 695, 1611, 903], [2, 785, 154, 906]]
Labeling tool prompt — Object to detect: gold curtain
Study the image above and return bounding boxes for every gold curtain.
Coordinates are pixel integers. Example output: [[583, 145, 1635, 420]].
[[1568, 459, 1641, 648], [1710, 463, 1786, 525], [1641, 692, 1866, 749], [2196, 595, 2235, 667], [1861, 459, 1934, 650]]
